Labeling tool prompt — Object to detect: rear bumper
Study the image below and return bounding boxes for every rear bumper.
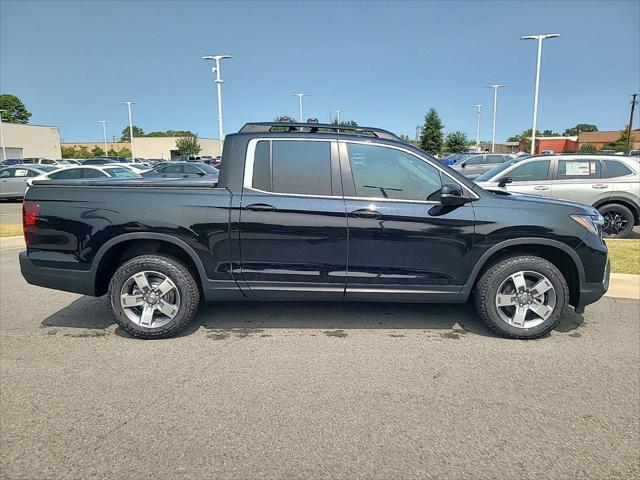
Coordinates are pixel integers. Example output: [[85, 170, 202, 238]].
[[574, 259, 610, 314], [19, 251, 96, 296]]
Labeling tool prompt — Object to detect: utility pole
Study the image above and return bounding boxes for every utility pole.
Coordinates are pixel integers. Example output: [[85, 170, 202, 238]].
[[335, 108, 344, 124], [122, 101, 137, 159], [627, 93, 638, 151], [486, 85, 506, 153], [0, 110, 6, 161], [292, 93, 309, 123], [473, 105, 483, 152], [98, 121, 109, 156], [202, 55, 232, 153]]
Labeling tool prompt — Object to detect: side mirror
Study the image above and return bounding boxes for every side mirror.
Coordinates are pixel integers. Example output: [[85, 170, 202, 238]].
[[460, 162, 466, 168], [440, 183, 466, 206], [498, 176, 513, 187]]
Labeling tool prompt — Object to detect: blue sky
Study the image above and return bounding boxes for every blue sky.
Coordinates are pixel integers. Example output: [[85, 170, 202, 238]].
[[1, 0, 638, 142]]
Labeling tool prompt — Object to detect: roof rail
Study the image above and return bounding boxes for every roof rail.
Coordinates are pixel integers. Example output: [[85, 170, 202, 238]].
[[239, 122, 400, 141]]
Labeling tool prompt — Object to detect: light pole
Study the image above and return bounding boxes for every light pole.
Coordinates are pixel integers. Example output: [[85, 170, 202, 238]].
[[473, 104, 483, 152], [522, 33, 560, 154], [0, 110, 6, 161], [335, 108, 344, 124], [292, 93, 309, 123], [202, 54, 232, 153], [485, 85, 506, 153], [122, 101, 137, 159], [98, 120, 109, 156]]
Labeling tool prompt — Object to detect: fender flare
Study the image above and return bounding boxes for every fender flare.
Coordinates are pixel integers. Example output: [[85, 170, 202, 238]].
[[90, 232, 208, 285], [458, 237, 585, 301]]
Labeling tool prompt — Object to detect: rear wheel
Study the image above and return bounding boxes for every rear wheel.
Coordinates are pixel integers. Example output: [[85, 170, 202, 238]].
[[108, 254, 200, 339], [475, 256, 569, 339], [599, 203, 634, 238]]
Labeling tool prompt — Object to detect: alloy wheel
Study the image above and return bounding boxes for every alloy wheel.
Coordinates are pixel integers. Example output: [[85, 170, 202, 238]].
[[495, 270, 557, 329], [120, 270, 180, 328]]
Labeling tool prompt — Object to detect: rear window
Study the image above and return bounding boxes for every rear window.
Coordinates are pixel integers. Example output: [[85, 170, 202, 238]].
[[251, 140, 332, 196], [603, 161, 633, 178], [104, 167, 138, 178]]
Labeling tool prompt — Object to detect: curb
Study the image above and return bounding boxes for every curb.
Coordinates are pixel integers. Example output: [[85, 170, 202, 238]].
[[0, 235, 24, 250], [1, 234, 639, 300]]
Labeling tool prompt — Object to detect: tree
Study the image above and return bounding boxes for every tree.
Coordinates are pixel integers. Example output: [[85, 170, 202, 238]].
[[120, 126, 144, 141], [444, 131, 469, 153], [274, 115, 294, 122], [541, 129, 560, 137], [175, 135, 202, 155], [614, 125, 633, 152], [145, 130, 196, 137], [579, 143, 597, 153], [399, 134, 412, 142], [331, 118, 358, 126], [563, 123, 598, 137], [0, 94, 32, 123], [419, 108, 444, 155], [91, 146, 105, 156]]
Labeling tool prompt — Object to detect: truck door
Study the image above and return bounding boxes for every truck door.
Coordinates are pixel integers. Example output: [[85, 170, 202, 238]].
[[339, 141, 477, 302], [238, 138, 348, 300]]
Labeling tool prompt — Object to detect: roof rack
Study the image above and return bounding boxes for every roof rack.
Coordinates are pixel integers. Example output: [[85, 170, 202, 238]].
[[239, 122, 400, 141]]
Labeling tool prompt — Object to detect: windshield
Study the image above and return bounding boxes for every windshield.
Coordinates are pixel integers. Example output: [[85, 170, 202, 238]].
[[475, 157, 523, 182]]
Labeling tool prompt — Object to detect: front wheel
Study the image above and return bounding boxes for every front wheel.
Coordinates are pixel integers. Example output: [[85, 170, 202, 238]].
[[108, 255, 200, 339], [475, 256, 569, 339]]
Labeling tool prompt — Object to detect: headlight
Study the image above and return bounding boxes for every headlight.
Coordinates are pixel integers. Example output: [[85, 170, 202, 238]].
[[570, 214, 604, 236]]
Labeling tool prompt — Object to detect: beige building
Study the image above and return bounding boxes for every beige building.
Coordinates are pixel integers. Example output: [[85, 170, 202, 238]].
[[0, 122, 62, 160], [62, 136, 221, 160]]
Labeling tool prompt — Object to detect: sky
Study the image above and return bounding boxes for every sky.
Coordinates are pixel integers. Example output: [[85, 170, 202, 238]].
[[1, 0, 639, 143]]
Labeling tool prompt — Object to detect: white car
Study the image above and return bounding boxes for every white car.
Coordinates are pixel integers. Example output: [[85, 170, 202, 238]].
[[110, 163, 152, 174], [27, 165, 141, 187]]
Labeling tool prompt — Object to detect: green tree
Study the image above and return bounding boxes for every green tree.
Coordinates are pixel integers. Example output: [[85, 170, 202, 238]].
[[444, 131, 469, 153], [331, 119, 358, 126], [120, 126, 145, 141], [175, 135, 202, 155], [0, 94, 32, 123], [399, 134, 412, 142], [579, 143, 597, 153], [614, 125, 634, 152], [91, 146, 105, 156], [563, 123, 598, 136], [541, 129, 560, 136], [419, 108, 444, 155]]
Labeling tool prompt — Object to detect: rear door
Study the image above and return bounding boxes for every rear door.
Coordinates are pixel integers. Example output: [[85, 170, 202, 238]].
[[550, 158, 604, 204], [239, 138, 348, 299]]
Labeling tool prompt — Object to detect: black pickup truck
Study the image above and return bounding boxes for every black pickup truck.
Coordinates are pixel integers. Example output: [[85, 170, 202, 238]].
[[20, 122, 610, 339]]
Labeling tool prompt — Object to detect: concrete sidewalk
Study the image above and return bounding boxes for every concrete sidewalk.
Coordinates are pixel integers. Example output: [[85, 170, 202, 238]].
[[1, 235, 639, 300]]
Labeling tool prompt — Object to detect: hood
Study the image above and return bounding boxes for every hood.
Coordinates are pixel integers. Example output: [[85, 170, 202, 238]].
[[477, 186, 600, 216]]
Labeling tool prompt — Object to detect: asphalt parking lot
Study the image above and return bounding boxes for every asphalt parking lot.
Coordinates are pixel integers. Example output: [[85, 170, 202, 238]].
[[0, 246, 639, 479], [0, 200, 22, 225]]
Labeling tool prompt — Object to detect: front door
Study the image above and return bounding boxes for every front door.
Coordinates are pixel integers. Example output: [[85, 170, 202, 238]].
[[339, 141, 477, 302], [239, 138, 348, 300], [502, 158, 552, 197]]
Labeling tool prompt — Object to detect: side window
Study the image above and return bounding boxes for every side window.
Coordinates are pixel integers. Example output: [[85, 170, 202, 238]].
[[0, 169, 16, 178], [557, 160, 601, 180], [465, 155, 483, 165], [347, 143, 443, 201], [26, 170, 40, 177], [12, 169, 30, 178], [486, 155, 505, 164], [250, 140, 332, 196], [162, 164, 184, 174], [183, 165, 201, 175], [603, 161, 633, 178], [506, 160, 550, 182], [83, 169, 107, 178]]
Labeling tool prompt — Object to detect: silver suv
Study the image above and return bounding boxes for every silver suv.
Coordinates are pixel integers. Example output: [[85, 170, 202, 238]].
[[474, 154, 640, 238], [451, 153, 515, 176]]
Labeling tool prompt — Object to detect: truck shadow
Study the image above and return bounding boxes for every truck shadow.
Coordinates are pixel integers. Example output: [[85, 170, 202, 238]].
[[40, 296, 585, 339]]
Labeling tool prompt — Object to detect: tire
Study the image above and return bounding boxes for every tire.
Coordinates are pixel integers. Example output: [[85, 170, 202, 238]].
[[108, 254, 200, 339], [475, 256, 569, 339], [598, 204, 634, 239]]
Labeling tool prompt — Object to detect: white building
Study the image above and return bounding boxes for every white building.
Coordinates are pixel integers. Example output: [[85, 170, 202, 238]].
[[0, 122, 62, 160]]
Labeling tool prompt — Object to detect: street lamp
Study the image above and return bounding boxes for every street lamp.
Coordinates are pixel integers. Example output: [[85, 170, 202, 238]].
[[0, 110, 6, 161], [122, 101, 137, 159], [98, 120, 109, 157], [485, 85, 506, 153], [202, 54, 232, 154], [335, 108, 344, 124], [292, 93, 309, 123], [521, 33, 561, 154], [473, 105, 483, 152]]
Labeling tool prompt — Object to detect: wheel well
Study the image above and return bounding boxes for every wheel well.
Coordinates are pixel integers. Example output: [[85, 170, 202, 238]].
[[94, 239, 202, 296], [474, 244, 580, 306], [595, 199, 640, 225]]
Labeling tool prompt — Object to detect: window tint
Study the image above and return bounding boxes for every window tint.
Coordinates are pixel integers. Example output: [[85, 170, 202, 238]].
[[557, 160, 601, 180], [486, 155, 505, 164], [347, 143, 443, 201], [0, 169, 11, 178], [160, 164, 183, 174], [603, 161, 633, 178], [12, 169, 31, 178], [104, 167, 137, 178], [83, 169, 107, 178], [251, 140, 332, 196], [506, 160, 550, 182], [465, 155, 483, 165], [50, 168, 84, 179], [183, 165, 202, 175]]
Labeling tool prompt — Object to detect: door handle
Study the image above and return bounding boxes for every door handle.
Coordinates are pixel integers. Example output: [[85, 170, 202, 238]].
[[350, 208, 382, 218], [533, 185, 549, 191], [245, 203, 276, 212], [592, 184, 609, 189]]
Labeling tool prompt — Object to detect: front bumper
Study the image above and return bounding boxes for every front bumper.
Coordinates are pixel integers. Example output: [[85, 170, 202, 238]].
[[574, 259, 610, 314]]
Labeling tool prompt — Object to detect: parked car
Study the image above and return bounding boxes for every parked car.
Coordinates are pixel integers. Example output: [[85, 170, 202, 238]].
[[474, 154, 640, 238], [0, 165, 59, 199], [1, 159, 24, 166], [112, 163, 151, 174], [27, 165, 141, 188], [21, 158, 61, 165], [20, 122, 609, 340], [451, 153, 515, 176], [441, 152, 476, 165], [141, 161, 219, 178], [81, 158, 120, 165]]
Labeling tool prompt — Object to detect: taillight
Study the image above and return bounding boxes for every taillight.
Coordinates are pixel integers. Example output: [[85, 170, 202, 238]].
[[22, 200, 40, 246]]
